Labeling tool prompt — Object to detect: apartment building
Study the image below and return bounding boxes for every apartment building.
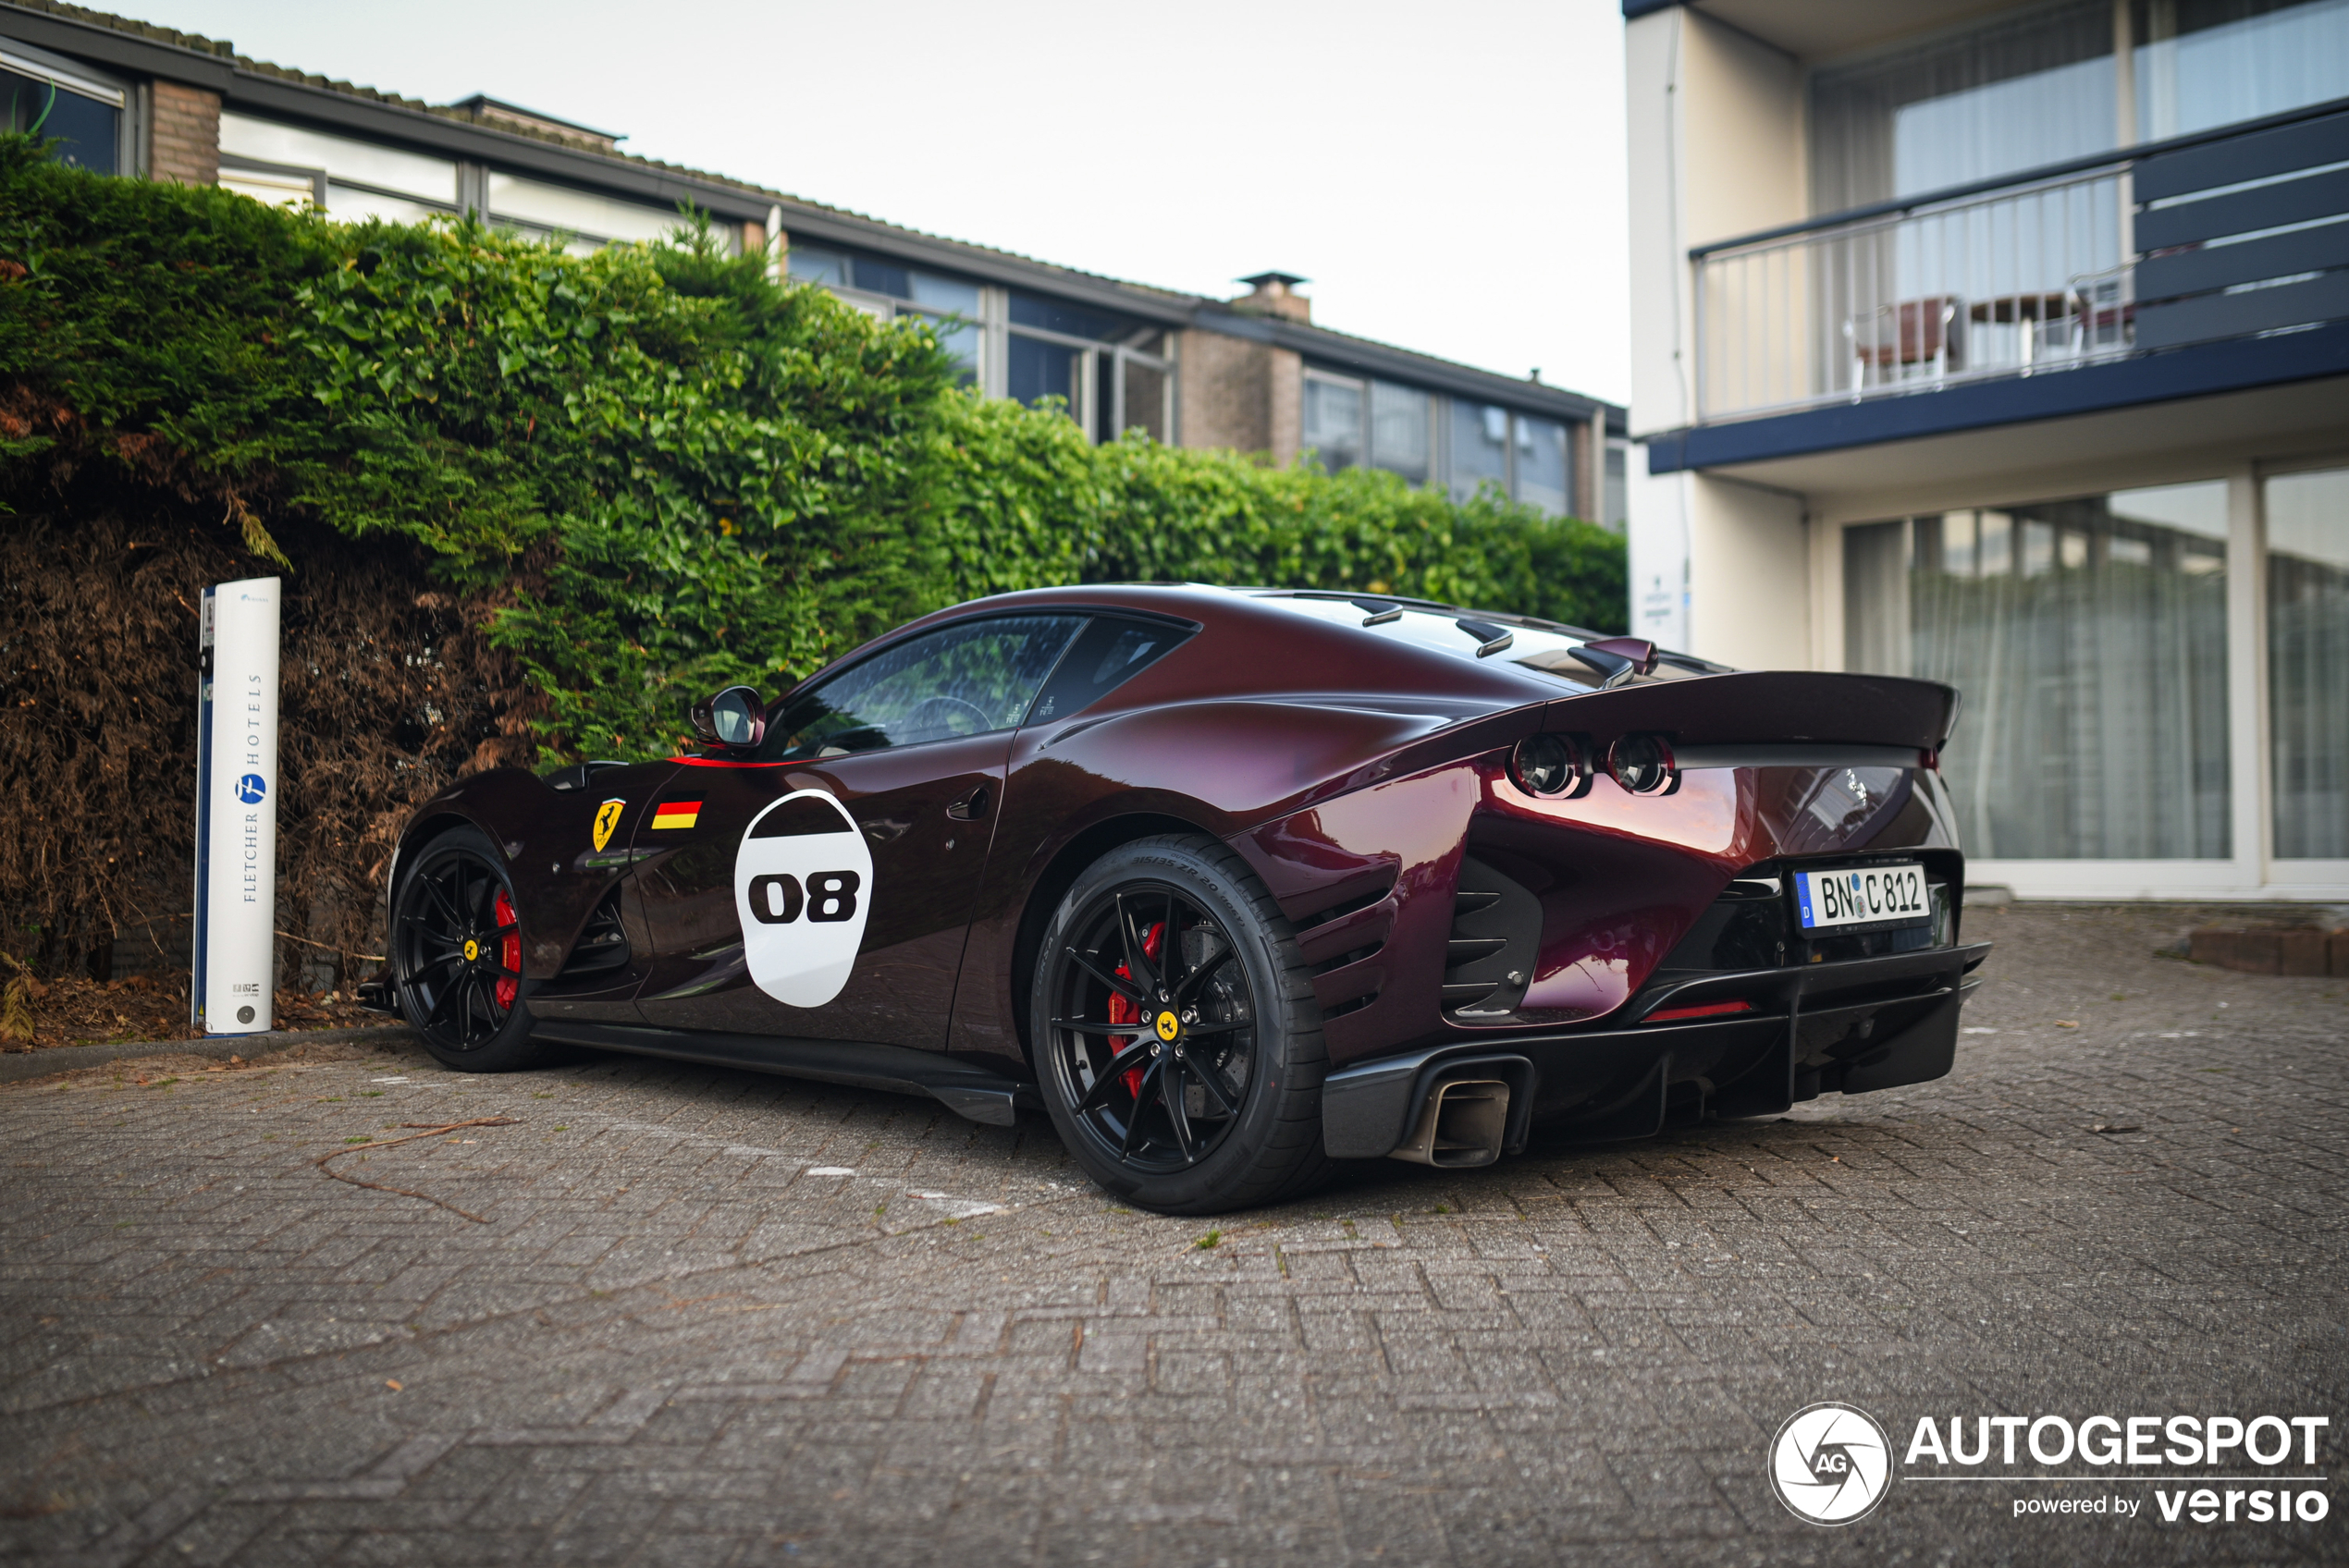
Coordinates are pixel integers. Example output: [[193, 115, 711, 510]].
[[0, 0, 1626, 524], [1624, 0, 2347, 900]]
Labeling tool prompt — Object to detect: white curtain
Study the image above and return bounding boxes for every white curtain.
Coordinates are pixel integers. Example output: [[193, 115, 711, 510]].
[[1811, 0, 2117, 210], [2137, 0, 2349, 140], [2265, 467, 2349, 858], [1845, 484, 2232, 859]]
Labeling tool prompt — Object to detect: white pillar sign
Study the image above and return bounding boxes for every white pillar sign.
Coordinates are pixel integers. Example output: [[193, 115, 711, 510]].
[[191, 577, 281, 1035]]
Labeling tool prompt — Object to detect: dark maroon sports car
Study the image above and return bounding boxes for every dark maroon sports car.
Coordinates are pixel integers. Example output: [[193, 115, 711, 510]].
[[370, 586, 1988, 1214]]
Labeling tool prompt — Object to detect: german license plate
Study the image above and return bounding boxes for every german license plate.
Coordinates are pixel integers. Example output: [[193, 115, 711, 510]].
[[1794, 864, 1931, 933]]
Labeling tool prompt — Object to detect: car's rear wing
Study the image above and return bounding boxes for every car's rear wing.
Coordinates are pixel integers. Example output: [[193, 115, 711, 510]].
[[1539, 670, 1959, 758]]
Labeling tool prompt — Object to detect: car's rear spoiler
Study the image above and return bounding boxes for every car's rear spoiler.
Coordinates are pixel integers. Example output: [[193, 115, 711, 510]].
[[1539, 670, 1960, 755]]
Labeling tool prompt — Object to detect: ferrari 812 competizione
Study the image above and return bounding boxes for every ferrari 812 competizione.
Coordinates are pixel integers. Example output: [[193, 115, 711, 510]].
[[369, 586, 1988, 1214]]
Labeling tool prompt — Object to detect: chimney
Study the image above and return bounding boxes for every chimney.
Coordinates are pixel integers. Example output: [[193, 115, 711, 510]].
[[444, 94, 623, 153], [1233, 271, 1311, 324]]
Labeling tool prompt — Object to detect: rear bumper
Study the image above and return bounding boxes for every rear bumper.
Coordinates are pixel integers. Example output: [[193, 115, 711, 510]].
[[1322, 941, 1990, 1159]]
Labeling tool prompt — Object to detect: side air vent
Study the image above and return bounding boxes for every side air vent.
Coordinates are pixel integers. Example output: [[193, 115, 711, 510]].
[[1443, 856, 1542, 1017], [1294, 880, 1397, 1023], [560, 894, 631, 976]]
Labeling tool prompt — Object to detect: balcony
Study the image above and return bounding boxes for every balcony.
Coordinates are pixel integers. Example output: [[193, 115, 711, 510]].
[[1691, 97, 2349, 429]]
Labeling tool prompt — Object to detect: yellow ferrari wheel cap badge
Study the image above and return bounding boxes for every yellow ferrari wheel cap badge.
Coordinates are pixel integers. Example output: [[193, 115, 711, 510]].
[[1154, 1011, 1180, 1042], [462, 938, 480, 962], [592, 798, 625, 851]]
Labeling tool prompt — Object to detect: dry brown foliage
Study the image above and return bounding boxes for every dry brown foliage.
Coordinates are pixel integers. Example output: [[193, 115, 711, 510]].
[[1, 462, 539, 991], [0, 968, 380, 1051]]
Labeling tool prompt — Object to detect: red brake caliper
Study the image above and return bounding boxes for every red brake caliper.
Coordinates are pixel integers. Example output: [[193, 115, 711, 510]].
[[494, 889, 520, 1011], [1101, 921, 1165, 1098]]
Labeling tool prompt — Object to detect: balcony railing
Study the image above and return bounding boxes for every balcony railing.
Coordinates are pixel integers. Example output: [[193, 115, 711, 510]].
[[1691, 97, 2349, 424]]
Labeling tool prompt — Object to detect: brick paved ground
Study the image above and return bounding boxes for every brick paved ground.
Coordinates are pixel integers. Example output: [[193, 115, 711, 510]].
[[1, 903, 2343, 1567]]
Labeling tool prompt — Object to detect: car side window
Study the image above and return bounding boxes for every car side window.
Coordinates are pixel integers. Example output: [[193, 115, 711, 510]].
[[1024, 615, 1193, 726], [762, 616, 1085, 761]]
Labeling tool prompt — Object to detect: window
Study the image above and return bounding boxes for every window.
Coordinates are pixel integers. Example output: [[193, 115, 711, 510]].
[[486, 171, 698, 253], [2264, 465, 2349, 858], [1450, 401, 1510, 503], [761, 617, 1085, 761], [2136, 0, 2349, 140], [784, 260, 1167, 433], [1516, 415, 1570, 518], [1302, 373, 1364, 472], [786, 246, 848, 288], [217, 164, 322, 208], [1, 43, 122, 175], [1844, 482, 2232, 859], [1813, 0, 2349, 213], [1007, 292, 1168, 436], [1009, 335, 1083, 409], [1027, 616, 1193, 725], [1313, 379, 1576, 508], [1119, 352, 1172, 444], [219, 112, 457, 216], [1010, 295, 1123, 340], [1811, 1, 2117, 210], [789, 245, 982, 383], [1371, 382, 1432, 484]]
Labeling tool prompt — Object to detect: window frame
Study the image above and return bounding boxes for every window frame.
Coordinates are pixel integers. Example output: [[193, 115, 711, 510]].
[[1301, 368, 1369, 473], [0, 36, 131, 176]]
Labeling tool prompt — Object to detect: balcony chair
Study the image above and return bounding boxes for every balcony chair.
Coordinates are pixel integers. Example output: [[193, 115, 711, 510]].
[[1844, 295, 1965, 398]]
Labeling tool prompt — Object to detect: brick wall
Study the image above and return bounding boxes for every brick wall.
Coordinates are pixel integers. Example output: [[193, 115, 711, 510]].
[[1174, 331, 1302, 466], [1266, 347, 1300, 469], [1174, 329, 1269, 454], [150, 80, 220, 187]]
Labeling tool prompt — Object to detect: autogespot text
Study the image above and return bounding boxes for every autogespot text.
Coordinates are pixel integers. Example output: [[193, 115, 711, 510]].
[[1902, 1414, 2331, 1526]]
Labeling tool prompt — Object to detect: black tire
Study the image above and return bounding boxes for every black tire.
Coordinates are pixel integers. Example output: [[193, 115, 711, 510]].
[[389, 826, 552, 1073], [1030, 834, 1332, 1215]]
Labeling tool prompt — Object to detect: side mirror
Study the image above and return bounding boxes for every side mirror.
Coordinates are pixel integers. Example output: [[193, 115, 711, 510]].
[[688, 686, 767, 751]]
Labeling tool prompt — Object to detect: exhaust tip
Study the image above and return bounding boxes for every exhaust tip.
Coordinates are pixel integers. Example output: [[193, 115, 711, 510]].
[[1389, 1078, 1510, 1168]]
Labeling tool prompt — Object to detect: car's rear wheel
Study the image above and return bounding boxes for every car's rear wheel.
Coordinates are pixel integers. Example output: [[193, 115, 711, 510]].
[[1031, 835, 1332, 1215], [390, 827, 550, 1072]]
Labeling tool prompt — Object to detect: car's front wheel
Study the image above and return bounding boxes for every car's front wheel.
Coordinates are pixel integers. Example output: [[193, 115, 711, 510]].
[[389, 826, 550, 1072], [1031, 834, 1332, 1215]]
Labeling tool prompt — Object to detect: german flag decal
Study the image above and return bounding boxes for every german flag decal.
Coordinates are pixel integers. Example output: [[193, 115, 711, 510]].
[[650, 800, 702, 830]]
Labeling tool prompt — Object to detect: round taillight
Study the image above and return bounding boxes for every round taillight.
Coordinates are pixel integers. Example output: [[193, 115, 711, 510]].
[[1510, 733, 1588, 797], [1606, 733, 1678, 794]]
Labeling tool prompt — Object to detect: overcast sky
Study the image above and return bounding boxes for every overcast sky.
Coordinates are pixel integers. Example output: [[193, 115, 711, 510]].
[[125, 0, 1633, 405]]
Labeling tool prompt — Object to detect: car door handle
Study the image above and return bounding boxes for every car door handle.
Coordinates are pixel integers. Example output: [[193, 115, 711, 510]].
[[945, 783, 992, 821]]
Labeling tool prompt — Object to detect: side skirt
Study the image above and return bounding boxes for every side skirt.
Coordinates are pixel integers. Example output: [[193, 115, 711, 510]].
[[527, 1018, 1039, 1126]]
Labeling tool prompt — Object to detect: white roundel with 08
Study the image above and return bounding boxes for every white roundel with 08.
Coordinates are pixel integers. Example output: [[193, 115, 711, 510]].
[[734, 789, 874, 1008]]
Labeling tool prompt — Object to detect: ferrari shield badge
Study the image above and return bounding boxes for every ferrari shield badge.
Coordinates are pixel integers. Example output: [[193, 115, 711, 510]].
[[735, 789, 874, 1008], [591, 798, 625, 852]]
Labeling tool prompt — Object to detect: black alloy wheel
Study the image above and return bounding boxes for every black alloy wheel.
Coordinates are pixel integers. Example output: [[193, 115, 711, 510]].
[[1047, 882, 1255, 1172], [1033, 835, 1332, 1214], [390, 827, 547, 1071]]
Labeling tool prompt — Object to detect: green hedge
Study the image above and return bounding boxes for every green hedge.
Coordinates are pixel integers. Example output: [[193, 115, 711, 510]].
[[1, 136, 1623, 759]]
